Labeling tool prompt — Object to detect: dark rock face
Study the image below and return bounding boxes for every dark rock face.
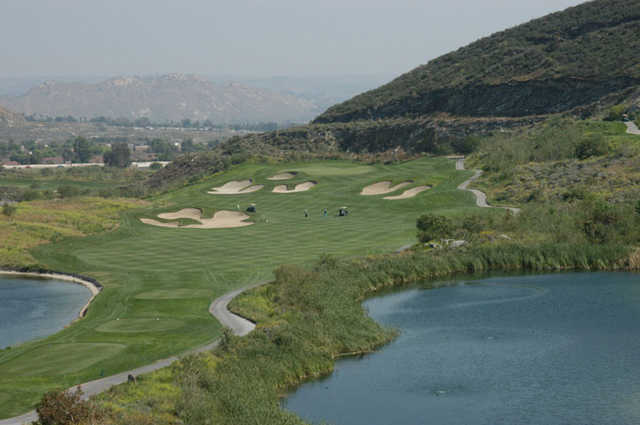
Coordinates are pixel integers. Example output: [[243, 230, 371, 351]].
[[315, 77, 640, 124], [225, 116, 543, 155]]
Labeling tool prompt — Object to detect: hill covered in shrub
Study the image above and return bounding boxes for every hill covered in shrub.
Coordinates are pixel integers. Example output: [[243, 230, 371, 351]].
[[316, 0, 640, 123]]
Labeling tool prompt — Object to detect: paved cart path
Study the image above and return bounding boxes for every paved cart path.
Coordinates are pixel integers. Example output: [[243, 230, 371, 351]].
[[0, 280, 268, 425], [626, 121, 640, 135], [456, 158, 521, 214]]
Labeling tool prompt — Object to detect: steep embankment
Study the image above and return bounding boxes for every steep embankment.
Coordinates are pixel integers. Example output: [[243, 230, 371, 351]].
[[220, 0, 640, 156]]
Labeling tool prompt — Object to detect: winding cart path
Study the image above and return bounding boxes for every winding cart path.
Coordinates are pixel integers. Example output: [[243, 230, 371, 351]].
[[625, 121, 640, 135], [456, 158, 521, 214], [0, 281, 267, 425]]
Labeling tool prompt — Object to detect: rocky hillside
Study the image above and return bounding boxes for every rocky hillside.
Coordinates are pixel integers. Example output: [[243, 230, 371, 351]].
[[214, 0, 640, 156], [0, 106, 25, 128], [0, 74, 320, 124], [316, 0, 640, 123]]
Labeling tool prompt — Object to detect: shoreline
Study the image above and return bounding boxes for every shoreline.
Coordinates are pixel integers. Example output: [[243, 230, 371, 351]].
[[0, 270, 101, 321]]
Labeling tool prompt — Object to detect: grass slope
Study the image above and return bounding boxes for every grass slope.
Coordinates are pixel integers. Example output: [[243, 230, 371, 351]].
[[0, 157, 484, 418]]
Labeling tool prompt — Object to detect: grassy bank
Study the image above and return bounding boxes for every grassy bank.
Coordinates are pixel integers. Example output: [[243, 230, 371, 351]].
[[94, 242, 634, 425]]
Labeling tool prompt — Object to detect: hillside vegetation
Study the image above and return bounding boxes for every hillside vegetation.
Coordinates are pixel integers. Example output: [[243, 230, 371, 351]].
[[316, 0, 640, 123]]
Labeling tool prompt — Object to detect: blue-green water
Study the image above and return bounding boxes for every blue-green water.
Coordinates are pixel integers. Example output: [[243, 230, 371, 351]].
[[286, 272, 640, 425], [0, 276, 91, 349]]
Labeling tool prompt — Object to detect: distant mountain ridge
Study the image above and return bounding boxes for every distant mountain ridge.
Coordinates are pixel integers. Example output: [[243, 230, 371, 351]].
[[0, 105, 25, 128], [0, 74, 321, 124], [315, 0, 640, 123]]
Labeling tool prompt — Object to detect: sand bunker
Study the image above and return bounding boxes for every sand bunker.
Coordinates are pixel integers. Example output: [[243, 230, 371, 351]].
[[141, 209, 253, 229], [361, 181, 412, 196], [267, 172, 297, 181], [208, 180, 263, 195], [272, 181, 316, 193], [384, 186, 430, 200]]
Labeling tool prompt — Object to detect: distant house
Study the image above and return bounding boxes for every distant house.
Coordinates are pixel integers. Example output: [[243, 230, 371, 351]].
[[1, 160, 19, 166]]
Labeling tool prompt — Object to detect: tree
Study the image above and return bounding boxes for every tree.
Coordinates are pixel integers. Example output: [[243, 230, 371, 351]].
[[2, 203, 16, 218], [181, 139, 197, 153], [72, 137, 91, 163], [103, 143, 131, 168], [417, 214, 453, 243]]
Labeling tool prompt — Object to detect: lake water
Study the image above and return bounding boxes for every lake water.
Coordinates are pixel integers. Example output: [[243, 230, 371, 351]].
[[285, 272, 640, 425], [0, 276, 91, 349]]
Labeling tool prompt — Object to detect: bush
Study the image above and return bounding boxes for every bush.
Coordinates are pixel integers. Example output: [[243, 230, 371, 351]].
[[417, 214, 453, 243], [34, 387, 102, 425], [57, 185, 80, 199], [575, 134, 608, 159], [2, 203, 16, 217]]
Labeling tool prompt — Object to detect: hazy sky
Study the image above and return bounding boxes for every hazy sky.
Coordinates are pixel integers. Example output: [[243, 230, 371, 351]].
[[1, 0, 586, 78]]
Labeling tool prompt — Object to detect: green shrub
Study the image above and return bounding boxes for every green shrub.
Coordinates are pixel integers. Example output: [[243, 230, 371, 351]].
[[417, 214, 453, 242], [575, 134, 608, 159], [57, 185, 80, 198], [2, 203, 16, 217]]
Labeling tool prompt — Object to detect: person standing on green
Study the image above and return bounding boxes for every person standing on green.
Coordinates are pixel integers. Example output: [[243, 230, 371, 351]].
[[304, 209, 309, 218], [323, 208, 328, 217]]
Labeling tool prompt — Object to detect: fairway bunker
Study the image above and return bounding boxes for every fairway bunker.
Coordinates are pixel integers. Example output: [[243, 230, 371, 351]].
[[272, 181, 317, 193], [384, 186, 430, 200], [140, 208, 253, 229], [267, 172, 297, 180], [208, 180, 263, 194], [361, 181, 412, 195]]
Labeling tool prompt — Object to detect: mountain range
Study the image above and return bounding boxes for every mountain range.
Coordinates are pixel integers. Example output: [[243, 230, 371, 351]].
[[0, 105, 25, 128], [0, 74, 321, 124]]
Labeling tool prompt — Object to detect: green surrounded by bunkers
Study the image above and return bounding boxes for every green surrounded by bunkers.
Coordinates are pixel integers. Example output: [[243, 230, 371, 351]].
[[0, 156, 496, 418]]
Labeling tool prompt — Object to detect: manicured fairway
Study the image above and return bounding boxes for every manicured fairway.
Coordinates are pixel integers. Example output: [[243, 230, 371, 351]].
[[0, 157, 491, 417]]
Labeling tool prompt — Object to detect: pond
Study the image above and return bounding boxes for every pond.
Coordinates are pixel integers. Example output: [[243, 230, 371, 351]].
[[285, 272, 640, 425], [0, 275, 91, 349]]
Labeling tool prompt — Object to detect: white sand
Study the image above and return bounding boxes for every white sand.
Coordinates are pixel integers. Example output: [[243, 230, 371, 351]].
[[0, 271, 100, 320], [141, 209, 253, 229], [384, 186, 430, 200], [157, 208, 202, 221], [208, 180, 264, 194], [272, 181, 317, 193], [361, 181, 411, 195], [267, 172, 296, 181]]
